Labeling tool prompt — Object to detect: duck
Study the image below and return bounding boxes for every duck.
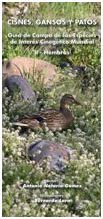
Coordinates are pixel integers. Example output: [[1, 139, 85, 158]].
[[28, 140, 77, 172], [13, 94, 81, 132]]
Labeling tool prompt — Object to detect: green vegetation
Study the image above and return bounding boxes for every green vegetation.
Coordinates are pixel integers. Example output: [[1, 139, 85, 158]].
[[2, 2, 101, 217]]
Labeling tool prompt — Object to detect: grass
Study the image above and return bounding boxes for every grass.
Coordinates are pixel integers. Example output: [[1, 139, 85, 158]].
[[2, 2, 101, 217]]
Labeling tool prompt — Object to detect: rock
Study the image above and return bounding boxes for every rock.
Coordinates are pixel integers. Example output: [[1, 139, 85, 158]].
[[28, 140, 77, 172], [3, 57, 58, 87], [72, 66, 86, 74], [5, 75, 37, 101], [60, 61, 86, 78], [60, 61, 73, 69]]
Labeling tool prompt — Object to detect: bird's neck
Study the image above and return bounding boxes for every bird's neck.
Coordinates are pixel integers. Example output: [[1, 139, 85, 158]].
[[60, 105, 73, 119]]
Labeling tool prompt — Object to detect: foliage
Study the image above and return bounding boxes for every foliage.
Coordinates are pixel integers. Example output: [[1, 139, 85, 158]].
[[2, 2, 101, 217]]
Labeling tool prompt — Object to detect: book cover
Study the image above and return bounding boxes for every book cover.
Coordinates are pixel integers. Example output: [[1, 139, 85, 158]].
[[2, 2, 101, 217]]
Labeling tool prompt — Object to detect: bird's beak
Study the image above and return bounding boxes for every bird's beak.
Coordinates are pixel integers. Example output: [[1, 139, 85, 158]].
[[74, 99, 82, 105]]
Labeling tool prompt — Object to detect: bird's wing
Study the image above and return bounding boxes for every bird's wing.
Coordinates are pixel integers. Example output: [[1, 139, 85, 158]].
[[21, 110, 59, 121], [39, 110, 61, 120]]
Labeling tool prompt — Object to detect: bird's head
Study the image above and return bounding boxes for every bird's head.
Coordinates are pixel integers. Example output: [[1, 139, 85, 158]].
[[60, 94, 81, 109]]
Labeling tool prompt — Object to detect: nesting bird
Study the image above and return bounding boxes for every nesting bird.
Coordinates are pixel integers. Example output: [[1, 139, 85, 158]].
[[13, 94, 81, 132], [28, 140, 77, 172]]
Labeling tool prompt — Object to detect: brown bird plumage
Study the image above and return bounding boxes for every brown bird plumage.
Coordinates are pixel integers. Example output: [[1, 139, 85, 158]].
[[13, 94, 81, 131]]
